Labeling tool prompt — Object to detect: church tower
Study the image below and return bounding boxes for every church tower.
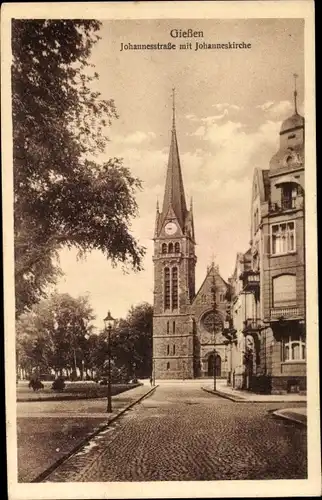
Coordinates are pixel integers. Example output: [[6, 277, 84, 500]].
[[152, 90, 196, 380]]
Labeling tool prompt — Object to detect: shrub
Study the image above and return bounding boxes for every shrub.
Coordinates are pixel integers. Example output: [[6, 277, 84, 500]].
[[52, 377, 66, 391], [28, 379, 44, 391]]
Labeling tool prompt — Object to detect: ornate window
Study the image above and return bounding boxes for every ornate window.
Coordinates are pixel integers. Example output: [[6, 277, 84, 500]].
[[168, 242, 174, 253], [164, 267, 170, 309], [282, 334, 306, 362], [175, 242, 180, 253], [172, 267, 178, 309], [161, 243, 167, 254], [273, 274, 296, 306], [271, 221, 295, 255], [202, 311, 223, 333]]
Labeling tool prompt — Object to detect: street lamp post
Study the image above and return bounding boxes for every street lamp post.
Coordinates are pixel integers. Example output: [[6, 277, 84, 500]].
[[104, 311, 115, 413], [211, 267, 218, 392], [83, 332, 90, 381], [213, 349, 217, 391]]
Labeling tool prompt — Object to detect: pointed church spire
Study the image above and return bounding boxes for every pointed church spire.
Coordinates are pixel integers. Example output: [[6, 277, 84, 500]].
[[172, 87, 176, 130], [293, 73, 298, 114], [161, 89, 187, 229], [154, 198, 160, 237]]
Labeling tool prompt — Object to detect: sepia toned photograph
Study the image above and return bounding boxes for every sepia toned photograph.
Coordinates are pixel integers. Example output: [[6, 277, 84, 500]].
[[2, 2, 319, 499]]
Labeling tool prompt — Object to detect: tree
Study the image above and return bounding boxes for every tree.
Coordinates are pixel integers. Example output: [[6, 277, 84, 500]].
[[16, 292, 95, 378], [12, 20, 145, 316], [110, 303, 153, 379]]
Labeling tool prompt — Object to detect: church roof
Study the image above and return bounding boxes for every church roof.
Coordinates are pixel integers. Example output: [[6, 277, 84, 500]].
[[160, 92, 187, 230], [192, 262, 228, 306]]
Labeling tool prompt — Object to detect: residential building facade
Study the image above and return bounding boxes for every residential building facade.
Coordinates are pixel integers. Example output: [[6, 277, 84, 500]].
[[260, 94, 305, 393], [229, 83, 306, 394]]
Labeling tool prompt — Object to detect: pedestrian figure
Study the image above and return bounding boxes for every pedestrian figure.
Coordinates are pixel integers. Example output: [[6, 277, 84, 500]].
[[150, 375, 153, 387]]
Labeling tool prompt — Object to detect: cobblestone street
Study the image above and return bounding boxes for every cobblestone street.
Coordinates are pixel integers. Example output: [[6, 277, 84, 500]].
[[46, 384, 307, 482]]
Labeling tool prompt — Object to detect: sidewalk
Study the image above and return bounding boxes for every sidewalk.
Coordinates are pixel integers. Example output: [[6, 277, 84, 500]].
[[272, 407, 307, 426], [202, 380, 307, 403], [18, 383, 156, 482]]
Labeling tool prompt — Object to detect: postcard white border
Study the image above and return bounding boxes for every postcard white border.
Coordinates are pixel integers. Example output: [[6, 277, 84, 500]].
[[2, 1, 319, 499]]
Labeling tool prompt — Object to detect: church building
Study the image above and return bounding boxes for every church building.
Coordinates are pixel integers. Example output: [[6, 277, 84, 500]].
[[152, 94, 231, 380]]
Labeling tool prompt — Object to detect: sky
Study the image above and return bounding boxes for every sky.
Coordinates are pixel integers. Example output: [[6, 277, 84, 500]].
[[55, 18, 304, 329]]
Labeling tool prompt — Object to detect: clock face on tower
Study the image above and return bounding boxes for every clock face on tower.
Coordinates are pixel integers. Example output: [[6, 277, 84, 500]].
[[165, 222, 177, 235]]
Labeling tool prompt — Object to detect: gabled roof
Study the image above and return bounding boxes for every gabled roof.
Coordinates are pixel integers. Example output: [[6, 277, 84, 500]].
[[261, 169, 270, 201], [192, 263, 229, 305], [252, 167, 269, 203]]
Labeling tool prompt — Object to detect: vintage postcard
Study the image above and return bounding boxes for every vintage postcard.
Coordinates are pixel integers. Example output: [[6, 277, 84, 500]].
[[2, 1, 320, 499]]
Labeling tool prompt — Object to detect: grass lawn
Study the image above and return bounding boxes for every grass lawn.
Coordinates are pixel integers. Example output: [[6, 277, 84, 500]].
[[17, 380, 142, 401]]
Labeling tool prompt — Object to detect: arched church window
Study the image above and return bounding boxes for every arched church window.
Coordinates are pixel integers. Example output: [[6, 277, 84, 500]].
[[167, 345, 170, 355], [168, 242, 174, 253], [172, 267, 178, 309], [164, 267, 170, 309], [173, 345, 176, 355], [161, 243, 167, 254], [175, 242, 180, 253], [166, 321, 169, 334], [173, 321, 176, 334]]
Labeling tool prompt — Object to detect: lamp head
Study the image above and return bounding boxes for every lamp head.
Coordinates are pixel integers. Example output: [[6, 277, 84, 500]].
[[104, 311, 115, 330]]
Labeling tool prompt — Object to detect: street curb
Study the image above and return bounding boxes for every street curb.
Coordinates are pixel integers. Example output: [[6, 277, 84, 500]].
[[201, 387, 307, 404], [31, 385, 158, 483], [272, 409, 307, 426], [202, 387, 247, 402], [17, 383, 143, 403]]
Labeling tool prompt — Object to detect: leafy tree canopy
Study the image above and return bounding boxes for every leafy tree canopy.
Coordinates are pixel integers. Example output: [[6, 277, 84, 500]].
[[16, 292, 95, 376], [110, 302, 153, 378], [12, 20, 145, 316]]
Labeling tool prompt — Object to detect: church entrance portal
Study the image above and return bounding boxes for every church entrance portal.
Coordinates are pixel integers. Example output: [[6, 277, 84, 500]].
[[207, 354, 221, 377]]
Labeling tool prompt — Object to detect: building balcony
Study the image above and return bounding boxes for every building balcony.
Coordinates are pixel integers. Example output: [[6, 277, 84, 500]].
[[270, 306, 300, 321], [242, 318, 262, 334], [239, 270, 260, 292], [269, 197, 304, 214], [222, 319, 237, 342]]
